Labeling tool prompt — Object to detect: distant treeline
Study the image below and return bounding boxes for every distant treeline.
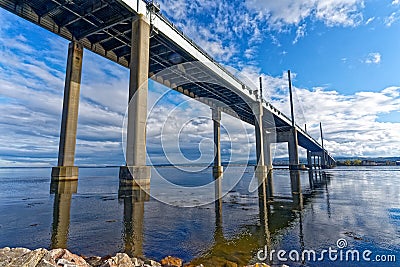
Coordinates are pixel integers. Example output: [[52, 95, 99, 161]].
[[337, 159, 398, 166]]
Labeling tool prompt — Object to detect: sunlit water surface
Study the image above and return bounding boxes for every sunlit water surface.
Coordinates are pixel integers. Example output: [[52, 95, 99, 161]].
[[0, 166, 399, 266]]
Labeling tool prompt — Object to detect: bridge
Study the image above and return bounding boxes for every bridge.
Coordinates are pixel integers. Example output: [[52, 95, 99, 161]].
[[0, 0, 336, 185]]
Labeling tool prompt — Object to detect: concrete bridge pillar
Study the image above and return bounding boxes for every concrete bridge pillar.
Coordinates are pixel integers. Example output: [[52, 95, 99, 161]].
[[263, 131, 273, 171], [263, 132, 274, 198], [51, 41, 83, 181], [288, 128, 300, 170], [120, 15, 151, 187], [253, 103, 266, 174], [212, 107, 223, 176], [253, 103, 268, 210]]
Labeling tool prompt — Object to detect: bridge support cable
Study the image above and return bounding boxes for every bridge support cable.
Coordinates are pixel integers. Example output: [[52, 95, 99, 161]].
[[51, 41, 84, 181], [305, 124, 313, 169], [288, 128, 300, 170], [319, 122, 328, 168], [287, 70, 300, 170], [119, 15, 151, 188]]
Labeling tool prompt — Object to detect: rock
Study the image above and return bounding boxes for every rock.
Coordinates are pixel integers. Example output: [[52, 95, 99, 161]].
[[243, 264, 270, 267], [223, 261, 237, 267], [37, 248, 90, 267], [144, 259, 161, 267], [100, 253, 133, 267], [160, 256, 183, 267], [131, 257, 144, 267], [0, 247, 32, 266], [84, 256, 103, 267], [6, 248, 48, 267]]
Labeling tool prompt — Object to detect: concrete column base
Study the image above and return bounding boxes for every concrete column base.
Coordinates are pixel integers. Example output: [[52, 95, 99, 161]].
[[212, 166, 223, 176], [255, 165, 267, 176], [289, 164, 307, 171], [119, 166, 151, 187], [51, 166, 79, 181]]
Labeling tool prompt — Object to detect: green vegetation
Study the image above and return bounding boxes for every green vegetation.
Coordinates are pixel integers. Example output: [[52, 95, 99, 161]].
[[337, 159, 397, 166], [341, 159, 361, 166]]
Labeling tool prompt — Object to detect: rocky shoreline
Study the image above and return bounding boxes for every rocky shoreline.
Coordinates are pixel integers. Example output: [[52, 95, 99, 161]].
[[0, 247, 289, 267]]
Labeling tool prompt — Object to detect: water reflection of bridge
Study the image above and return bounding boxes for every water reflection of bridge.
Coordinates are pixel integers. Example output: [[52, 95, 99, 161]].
[[50, 170, 333, 265]]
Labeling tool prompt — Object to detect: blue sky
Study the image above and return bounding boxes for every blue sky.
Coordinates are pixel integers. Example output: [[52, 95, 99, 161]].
[[0, 0, 400, 167]]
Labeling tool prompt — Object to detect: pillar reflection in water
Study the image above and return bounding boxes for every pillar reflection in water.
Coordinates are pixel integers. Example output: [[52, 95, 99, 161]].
[[290, 170, 303, 210], [308, 170, 314, 190], [119, 184, 149, 258], [50, 180, 78, 249], [213, 171, 224, 242], [256, 170, 272, 265], [266, 170, 274, 200], [298, 211, 306, 266], [323, 172, 332, 218]]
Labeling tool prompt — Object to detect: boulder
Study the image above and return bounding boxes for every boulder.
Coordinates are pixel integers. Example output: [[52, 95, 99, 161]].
[[100, 253, 133, 267], [223, 260, 238, 267], [144, 259, 161, 267], [6, 248, 48, 267], [0, 247, 32, 266], [243, 264, 270, 267], [160, 256, 183, 267], [37, 248, 90, 267], [84, 256, 103, 267], [131, 257, 145, 267]]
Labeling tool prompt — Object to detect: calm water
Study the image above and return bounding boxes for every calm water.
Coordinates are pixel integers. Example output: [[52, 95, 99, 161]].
[[0, 166, 399, 266]]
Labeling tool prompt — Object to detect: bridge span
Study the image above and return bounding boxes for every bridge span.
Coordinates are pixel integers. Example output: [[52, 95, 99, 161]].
[[0, 0, 336, 185]]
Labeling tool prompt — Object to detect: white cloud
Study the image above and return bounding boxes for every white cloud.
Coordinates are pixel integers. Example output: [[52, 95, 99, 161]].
[[0, 19, 131, 166], [158, 0, 367, 71], [159, 0, 256, 62], [393, 0, 400, 5], [365, 17, 375, 25], [293, 23, 307, 44], [240, 68, 400, 158], [245, 0, 365, 28], [364, 52, 381, 64], [384, 12, 400, 27]]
